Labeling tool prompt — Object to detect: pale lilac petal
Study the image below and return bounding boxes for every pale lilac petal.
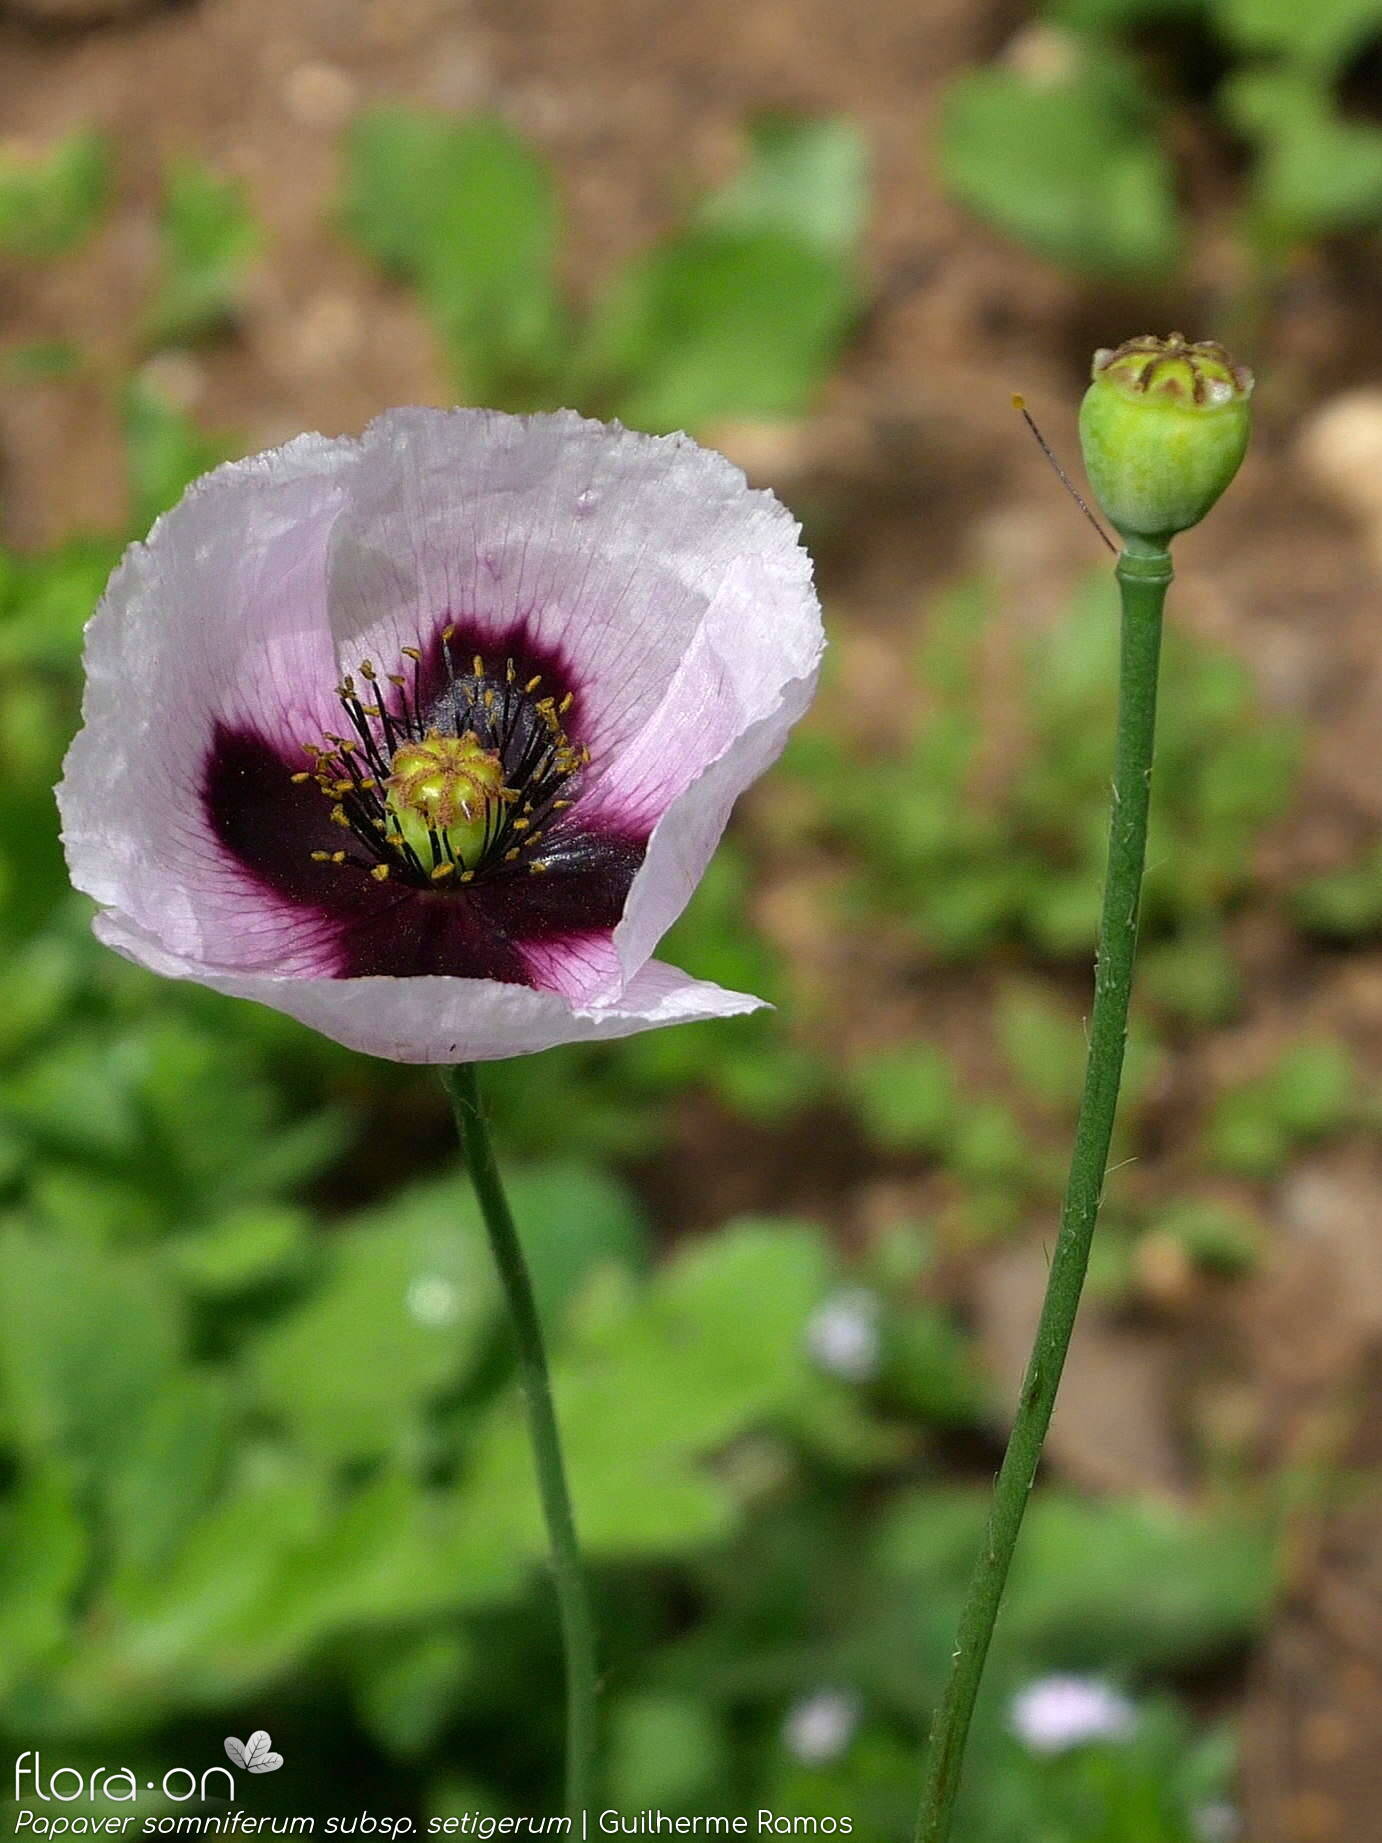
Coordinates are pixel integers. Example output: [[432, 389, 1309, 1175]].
[[92, 912, 763, 1063], [611, 666, 819, 985], [59, 435, 356, 970], [326, 408, 820, 786]]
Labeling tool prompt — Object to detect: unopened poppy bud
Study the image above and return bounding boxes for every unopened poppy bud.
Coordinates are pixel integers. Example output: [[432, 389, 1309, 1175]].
[[1078, 334, 1253, 547]]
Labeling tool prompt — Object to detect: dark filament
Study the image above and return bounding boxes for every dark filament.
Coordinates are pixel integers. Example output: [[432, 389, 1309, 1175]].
[[295, 627, 588, 890]]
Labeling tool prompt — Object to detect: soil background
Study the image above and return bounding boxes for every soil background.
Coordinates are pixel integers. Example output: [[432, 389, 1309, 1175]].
[[5, 2, 1382, 1837]]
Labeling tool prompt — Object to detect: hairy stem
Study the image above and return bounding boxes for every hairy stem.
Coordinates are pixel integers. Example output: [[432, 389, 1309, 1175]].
[[913, 545, 1171, 1842], [441, 1064, 598, 1823]]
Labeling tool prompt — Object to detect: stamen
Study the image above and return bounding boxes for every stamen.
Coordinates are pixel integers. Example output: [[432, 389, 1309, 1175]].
[[295, 632, 586, 890]]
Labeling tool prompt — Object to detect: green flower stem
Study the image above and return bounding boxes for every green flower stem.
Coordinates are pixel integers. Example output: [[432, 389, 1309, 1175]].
[[441, 1063, 598, 1824], [913, 543, 1171, 1843]]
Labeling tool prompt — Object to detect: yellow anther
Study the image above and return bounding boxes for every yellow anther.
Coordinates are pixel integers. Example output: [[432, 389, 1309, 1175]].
[[473, 654, 485, 676], [525, 675, 542, 693], [430, 862, 456, 881], [401, 646, 421, 662], [331, 851, 346, 864], [558, 692, 573, 714], [360, 660, 376, 680], [310, 850, 330, 862], [371, 864, 391, 881], [291, 771, 311, 784]]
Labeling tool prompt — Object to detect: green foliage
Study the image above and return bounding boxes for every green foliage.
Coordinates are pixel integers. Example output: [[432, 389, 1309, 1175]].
[[1205, 1039, 1356, 1176], [1227, 66, 1382, 248], [792, 572, 1298, 966], [1149, 1198, 1264, 1274], [1218, 0, 1382, 71], [846, 1043, 960, 1152], [939, 0, 1382, 274], [343, 106, 864, 426], [145, 158, 260, 347], [343, 108, 563, 405], [0, 130, 109, 258], [122, 374, 234, 532], [1295, 840, 1382, 938], [940, 47, 1180, 279]]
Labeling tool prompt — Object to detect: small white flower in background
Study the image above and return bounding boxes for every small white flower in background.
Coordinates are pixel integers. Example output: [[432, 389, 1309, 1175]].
[[782, 1689, 861, 1767], [1193, 1804, 1240, 1843], [805, 1288, 881, 1382], [406, 1273, 461, 1327], [1008, 1675, 1136, 1754]]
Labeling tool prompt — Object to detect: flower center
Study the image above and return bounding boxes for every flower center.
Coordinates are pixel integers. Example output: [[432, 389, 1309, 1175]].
[[295, 630, 588, 889], [384, 730, 509, 874]]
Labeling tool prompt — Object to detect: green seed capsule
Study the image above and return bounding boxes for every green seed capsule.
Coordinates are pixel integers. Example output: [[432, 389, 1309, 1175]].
[[1078, 334, 1253, 547]]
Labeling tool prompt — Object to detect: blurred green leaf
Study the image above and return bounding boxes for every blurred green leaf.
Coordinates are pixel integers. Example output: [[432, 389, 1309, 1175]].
[[699, 115, 868, 257], [5, 339, 82, 380], [343, 107, 562, 402], [464, 1220, 832, 1556], [354, 1629, 472, 1758], [880, 1487, 1275, 1676], [1226, 67, 1382, 245], [577, 228, 854, 430], [995, 982, 1086, 1114], [0, 1225, 183, 1470], [0, 536, 121, 672], [165, 1203, 311, 1295], [1295, 842, 1382, 937], [145, 158, 259, 347], [122, 376, 232, 533], [0, 130, 109, 258], [846, 1044, 959, 1153], [1206, 1039, 1354, 1176], [881, 1303, 988, 1426], [1219, 0, 1382, 74], [940, 50, 1180, 279], [0, 1466, 86, 1695], [1150, 1198, 1264, 1275], [609, 1693, 730, 1808], [249, 1177, 496, 1461]]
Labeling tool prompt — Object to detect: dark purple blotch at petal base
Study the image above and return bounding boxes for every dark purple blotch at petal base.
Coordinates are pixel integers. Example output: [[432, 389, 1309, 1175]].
[[204, 725, 647, 987]]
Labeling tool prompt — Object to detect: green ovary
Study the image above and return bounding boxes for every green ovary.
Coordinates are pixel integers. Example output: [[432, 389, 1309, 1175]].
[[1078, 333, 1253, 545], [384, 730, 508, 876]]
